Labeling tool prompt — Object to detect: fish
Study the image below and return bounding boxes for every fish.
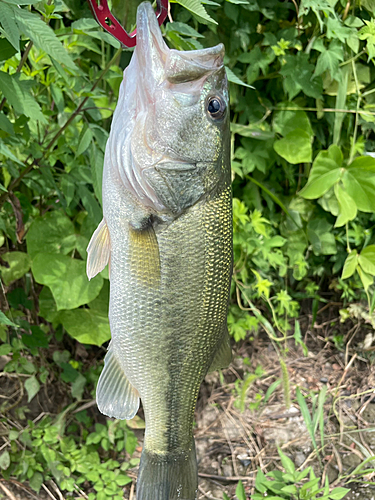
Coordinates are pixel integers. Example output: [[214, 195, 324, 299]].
[[86, 3, 232, 499]]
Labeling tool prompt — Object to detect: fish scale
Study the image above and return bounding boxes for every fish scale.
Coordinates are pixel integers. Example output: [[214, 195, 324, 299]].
[[86, 3, 232, 498]]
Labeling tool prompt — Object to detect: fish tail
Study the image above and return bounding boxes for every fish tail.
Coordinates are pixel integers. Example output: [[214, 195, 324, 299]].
[[136, 440, 198, 500]]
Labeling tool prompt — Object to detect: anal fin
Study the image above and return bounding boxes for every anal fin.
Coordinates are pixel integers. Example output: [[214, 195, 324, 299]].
[[87, 218, 111, 280], [96, 344, 140, 420], [208, 326, 232, 373]]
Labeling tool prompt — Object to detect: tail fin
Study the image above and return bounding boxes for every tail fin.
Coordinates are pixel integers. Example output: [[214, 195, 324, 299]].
[[136, 440, 198, 500]]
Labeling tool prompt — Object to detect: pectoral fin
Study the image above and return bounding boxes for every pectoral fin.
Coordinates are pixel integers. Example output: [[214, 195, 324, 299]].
[[208, 326, 232, 373], [129, 223, 160, 288], [96, 344, 140, 420], [86, 218, 111, 280]]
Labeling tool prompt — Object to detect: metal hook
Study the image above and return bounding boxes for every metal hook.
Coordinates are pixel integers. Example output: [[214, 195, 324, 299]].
[[87, 0, 168, 48]]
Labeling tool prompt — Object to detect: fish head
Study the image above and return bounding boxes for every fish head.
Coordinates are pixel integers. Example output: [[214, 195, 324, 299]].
[[109, 2, 230, 214]]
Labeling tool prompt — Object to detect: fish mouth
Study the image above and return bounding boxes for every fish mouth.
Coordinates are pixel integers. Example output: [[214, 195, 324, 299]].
[[155, 160, 217, 174], [155, 161, 197, 173], [136, 2, 224, 85]]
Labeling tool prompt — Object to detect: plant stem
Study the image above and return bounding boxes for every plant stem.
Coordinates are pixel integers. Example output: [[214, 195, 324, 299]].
[[349, 60, 361, 164], [271, 106, 375, 116], [345, 222, 351, 253]]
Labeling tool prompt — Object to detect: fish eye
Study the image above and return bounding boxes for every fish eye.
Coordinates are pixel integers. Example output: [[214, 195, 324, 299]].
[[206, 96, 226, 120]]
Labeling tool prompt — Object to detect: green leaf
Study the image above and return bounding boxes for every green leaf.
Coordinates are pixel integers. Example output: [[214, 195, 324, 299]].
[[235, 481, 246, 500], [71, 373, 86, 400], [61, 175, 76, 207], [240, 46, 276, 84], [334, 184, 357, 227], [76, 127, 93, 157], [280, 53, 322, 100], [357, 266, 373, 291], [274, 129, 312, 164], [225, 67, 254, 88], [277, 447, 295, 474], [314, 40, 344, 80], [0, 112, 14, 135], [166, 21, 204, 38], [0, 251, 31, 285], [115, 475, 132, 486], [0, 343, 12, 356], [0, 72, 45, 123], [32, 253, 103, 310], [14, 8, 78, 71], [24, 375, 40, 402], [26, 211, 76, 259], [0, 142, 23, 165], [0, 37, 17, 61], [29, 472, 43, 493], [0, 311, 18, 328], [342, 250, 358, 279], [50, 84, 64, 113], [327, 16, 355, 43], [90, 144, 104, 205], [281, 485, 298, 494], [3, 0, 39, 3], [88, 279, 109, 315], [0, 3, 20, 50], [59, 308, 111, 346], [22, 326, 49, 349], [173, 0, 217, 24], [328, 488, 351, 500], [38, 286, 60, 323], [299, 145, 343, 199], [343, 156, 375, 212], [71, 18, 99, 31], [300, 0, 336, 30], [78, 185, 102, 224], [273, 103, 313, 137], [231, 123, 275, 141], [307, 218, 337, 256], [359, 245, 375, 276], [0, 450, 10, 470]]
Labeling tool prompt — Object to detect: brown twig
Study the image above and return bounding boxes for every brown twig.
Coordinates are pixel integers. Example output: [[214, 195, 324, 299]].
[[49, 480, 65, 500], [0, 479, 39, 500], [0, 481, 17, 500], [342, 0, 351, 21], [129, 482, 135, 500], [41, 484, 58, 500], [198, 472, 255, 482]]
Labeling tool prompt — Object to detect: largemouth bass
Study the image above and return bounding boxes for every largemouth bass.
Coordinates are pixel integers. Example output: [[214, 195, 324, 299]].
[[86, 3, 232, 499]]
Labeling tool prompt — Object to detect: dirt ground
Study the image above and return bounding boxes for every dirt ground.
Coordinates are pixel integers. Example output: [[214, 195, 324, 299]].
[[2, 303, 375, 499]]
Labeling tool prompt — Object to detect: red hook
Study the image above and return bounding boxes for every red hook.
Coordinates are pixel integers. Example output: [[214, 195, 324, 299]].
[[87, 0, 169, 48]]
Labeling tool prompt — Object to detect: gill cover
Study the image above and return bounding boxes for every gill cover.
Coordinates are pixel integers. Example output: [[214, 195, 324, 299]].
[[108, 2, 227, 213]]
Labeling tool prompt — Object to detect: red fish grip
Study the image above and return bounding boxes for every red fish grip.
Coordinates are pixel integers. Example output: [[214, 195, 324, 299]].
[[87, 0, 168, 48]]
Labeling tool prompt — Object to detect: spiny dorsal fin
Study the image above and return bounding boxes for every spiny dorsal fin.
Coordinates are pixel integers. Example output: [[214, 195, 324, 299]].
[[96, 344, 140, 420], [86, 218, 111, 280]]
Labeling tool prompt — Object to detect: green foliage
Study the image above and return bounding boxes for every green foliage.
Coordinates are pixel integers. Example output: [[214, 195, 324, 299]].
[[250, 448, 350, 500], [0, 0, 375, 496], [2, 412, 138, 499]]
